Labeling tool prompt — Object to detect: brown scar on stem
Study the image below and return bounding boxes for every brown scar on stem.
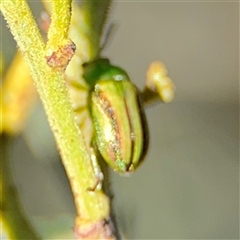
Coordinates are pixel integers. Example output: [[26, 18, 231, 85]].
[[46, 41, 76, 71]]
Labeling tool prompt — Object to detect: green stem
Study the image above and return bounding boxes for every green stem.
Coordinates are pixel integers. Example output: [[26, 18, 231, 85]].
[[141, 87, 161, 106], [81, 0, 112, 59], [46, 0, 72, 46], [1, 135, 41, 239], [0, 0, 109, 223]]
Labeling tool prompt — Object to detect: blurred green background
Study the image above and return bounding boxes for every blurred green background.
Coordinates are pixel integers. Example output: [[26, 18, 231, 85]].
[[1, 1, 239, 239]]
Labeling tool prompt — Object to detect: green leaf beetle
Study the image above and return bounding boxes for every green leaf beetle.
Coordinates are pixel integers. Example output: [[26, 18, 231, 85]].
[[83, 58, 149, 174]]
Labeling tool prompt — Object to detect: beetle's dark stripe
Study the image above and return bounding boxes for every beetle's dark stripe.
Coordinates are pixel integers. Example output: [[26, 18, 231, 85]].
[[123, 97, 135, 170], [97, 91, 122, 163]]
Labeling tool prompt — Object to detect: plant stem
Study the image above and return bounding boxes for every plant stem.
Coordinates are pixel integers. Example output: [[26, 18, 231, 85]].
[[141, 87, 161, 106], [80, 0, 112, 59], [1, 0, 109, 227]]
